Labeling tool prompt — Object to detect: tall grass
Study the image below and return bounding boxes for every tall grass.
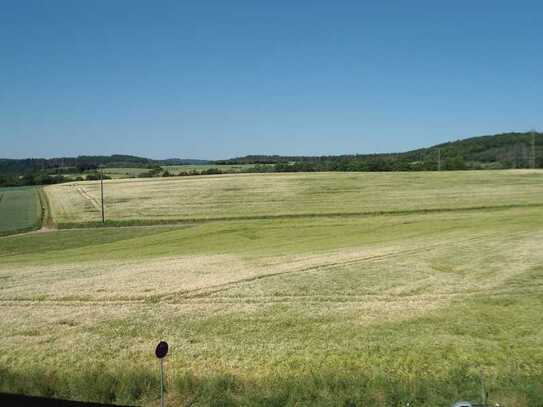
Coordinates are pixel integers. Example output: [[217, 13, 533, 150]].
[[2, 365, 542, 406], [0, 365, 159, 405]]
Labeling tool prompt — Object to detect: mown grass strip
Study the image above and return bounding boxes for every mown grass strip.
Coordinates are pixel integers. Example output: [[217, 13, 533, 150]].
[[55, 201, 543, 230]]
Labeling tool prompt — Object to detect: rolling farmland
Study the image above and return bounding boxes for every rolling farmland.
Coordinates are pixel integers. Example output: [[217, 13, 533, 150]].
[[0, 186, 42, 236], [1, 171, 543, 406], [45, 170, 543, 226]]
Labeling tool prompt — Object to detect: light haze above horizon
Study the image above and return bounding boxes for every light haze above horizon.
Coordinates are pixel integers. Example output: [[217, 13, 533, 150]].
[[2, 0, 542, 160]]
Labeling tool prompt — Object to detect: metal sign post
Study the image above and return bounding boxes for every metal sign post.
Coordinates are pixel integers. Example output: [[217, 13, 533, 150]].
[[155, 341, 169, 407], [160, 358, 164, 407], [480, 370, 487, 406]]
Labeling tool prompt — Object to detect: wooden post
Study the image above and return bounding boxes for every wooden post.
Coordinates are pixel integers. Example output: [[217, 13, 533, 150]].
[[100, 168, 105, 223]]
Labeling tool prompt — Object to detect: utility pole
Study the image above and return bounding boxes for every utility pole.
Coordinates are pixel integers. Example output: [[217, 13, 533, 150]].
[[437, 148, 441, 171], [530, 130, 536, 169], [100, 167, 105, 223]]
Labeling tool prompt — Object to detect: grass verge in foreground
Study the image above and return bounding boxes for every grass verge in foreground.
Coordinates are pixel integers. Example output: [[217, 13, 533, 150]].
[[2, 367, 542, 406], [1, 292, 542, 406]]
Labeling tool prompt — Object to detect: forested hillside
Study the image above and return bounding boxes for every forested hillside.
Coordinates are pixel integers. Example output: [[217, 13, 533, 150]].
[[218, 132, 543, 171], [1, 132, 541, 186]]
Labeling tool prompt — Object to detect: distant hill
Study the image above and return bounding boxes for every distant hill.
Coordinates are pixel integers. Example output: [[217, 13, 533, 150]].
[[403, 132, 542, 169], [1, 132, 542, 187], [0, 155, 212, 175], [0, 155, 155, 175], [217, 131, 543, 171]]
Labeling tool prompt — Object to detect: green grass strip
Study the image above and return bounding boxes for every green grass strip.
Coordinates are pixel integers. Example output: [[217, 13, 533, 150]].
[[55, 202, 543, 230]]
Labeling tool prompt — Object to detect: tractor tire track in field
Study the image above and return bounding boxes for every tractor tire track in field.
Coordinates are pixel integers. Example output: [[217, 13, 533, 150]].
[[76, 186, 102, 211], [162, 230, 512, 303], [0, 231, 540, 305], [176, 286, 543, 304], [3, 283, 541, 307], [164, 227, 542, 304]]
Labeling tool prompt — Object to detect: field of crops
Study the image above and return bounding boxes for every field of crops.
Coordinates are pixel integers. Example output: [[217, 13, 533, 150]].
[[0, 186, 42, 236], [1, 171, 543, 406], [45, 170, 543, 226]]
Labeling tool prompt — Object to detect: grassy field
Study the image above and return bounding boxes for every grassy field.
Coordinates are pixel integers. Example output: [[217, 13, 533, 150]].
[[0, 186, 42, 236], [1, 171, 543, 406]]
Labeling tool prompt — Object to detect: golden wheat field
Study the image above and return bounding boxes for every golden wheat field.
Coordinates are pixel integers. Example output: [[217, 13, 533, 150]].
[[45, 170, 543, 225]]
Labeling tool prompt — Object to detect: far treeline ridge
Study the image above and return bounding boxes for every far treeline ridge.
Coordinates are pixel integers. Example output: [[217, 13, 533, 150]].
[[1, 131, 541, 187]]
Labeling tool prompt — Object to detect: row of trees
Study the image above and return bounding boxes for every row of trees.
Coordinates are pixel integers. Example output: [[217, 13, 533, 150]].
[[0, 173, 68, 187], [243, 155, 467, 173], [220, 132, 542, 170], [0, 155, 157, 175], [2, 133, 541, 186], [0, 172, 112, 187]]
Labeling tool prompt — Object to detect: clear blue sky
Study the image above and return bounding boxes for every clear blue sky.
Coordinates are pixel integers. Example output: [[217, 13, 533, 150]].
[[1, 1, 542, 160]]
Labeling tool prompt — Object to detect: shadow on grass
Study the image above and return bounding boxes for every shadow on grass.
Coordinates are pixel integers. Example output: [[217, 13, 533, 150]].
[[0, 367, 157, 406], [1, 366, 542, 406]]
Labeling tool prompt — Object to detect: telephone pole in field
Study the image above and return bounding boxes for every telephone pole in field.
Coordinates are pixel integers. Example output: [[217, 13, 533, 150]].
[[437, 148, 441, 171], [100, 167, 105, 223], [530, 130, 536, 169]]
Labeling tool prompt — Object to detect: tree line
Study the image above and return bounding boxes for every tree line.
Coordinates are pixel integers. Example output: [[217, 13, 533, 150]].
[[1, 132, 541, 187], [219, 132, 542, 171]]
